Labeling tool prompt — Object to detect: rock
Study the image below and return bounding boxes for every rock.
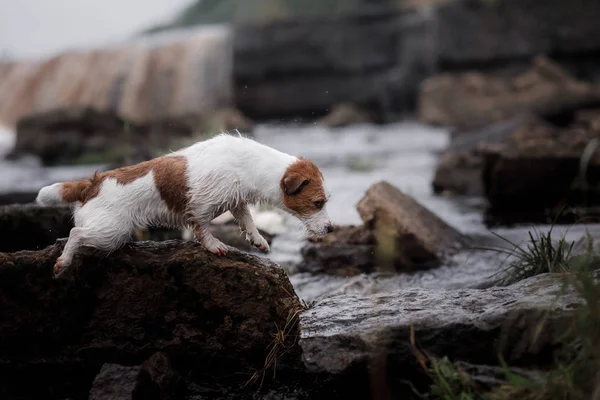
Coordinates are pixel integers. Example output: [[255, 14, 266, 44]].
[[432, 114, 530, 197], [0, 204, 72, 252], [0, 240, 301, 399], [356, 181, 467, 271], [317, 103, 375, 128], [419, 56, 600, 127], [88, 355, 183, 400], [299, 182, 468, 275], [432, 151, 483, 196], [481, 110, 600, 220], [12, 107, 150, 166], [88, 364, 141, 400], [136, 352, 185, 400], [233, 9, 436, 119], [0, 204, 274, 253], [300, 273, 582, 378], [10, 106, 252, 167], [299, 225, 375, 276], [435, 0, 600, 67]]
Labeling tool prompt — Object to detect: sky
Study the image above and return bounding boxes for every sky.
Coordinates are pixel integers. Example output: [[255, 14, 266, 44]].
[[0, 0, 192, 60]]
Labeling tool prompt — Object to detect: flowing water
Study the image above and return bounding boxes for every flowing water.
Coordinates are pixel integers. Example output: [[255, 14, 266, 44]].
[[2, 122, 599, 301]]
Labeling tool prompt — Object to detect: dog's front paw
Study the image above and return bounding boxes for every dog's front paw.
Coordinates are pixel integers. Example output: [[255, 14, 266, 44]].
[[251, 234, 270, 253]]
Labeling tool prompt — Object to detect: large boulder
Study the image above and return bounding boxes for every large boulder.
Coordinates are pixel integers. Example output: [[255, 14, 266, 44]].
[[0, 240, 301, 399], [356, 181, 467, 270], [300, 181, 467, 275], [300, 273, 582, 380], [419, 56, 600, 127], [481, 109, 600, 221], [10, 107, 255, 167], [0, 204, 73, 252]]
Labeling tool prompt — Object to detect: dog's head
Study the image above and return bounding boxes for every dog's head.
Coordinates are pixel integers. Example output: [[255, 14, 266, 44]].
[[280, 157, 333, 238]]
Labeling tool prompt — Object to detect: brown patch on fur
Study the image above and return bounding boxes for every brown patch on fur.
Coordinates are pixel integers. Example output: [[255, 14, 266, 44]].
[[280, 157, 326, 216], [60, 156, 189, 213]]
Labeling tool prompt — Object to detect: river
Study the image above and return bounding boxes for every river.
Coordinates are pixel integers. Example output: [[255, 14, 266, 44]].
[[2, 121, 599, 301]]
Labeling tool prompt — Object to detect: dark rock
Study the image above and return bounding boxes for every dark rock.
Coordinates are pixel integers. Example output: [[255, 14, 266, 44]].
[[481, 110, 600, 219], [419, 56, 600, 127], [0, 204, 72, 252], [12, 107, 152, 166], [300, 273, 582, 377], [356, 181, 467, 271], [233, 0, 600, 120], [88, 364, 141, 400], [10, 107, 252, 167], [299, 225, 374, 276], [432, 114, 530, 197], [0, 240, 301, 399], [317, 103, 375, 127], [233, 9, 436, 119], [435, 0, 600, 67], [137, 352, 185, 400], [299, 182, 467, 275], [432, 152, 483, 196]]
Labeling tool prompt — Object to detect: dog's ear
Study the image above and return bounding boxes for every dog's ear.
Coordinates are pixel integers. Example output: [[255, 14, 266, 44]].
[[282, 175, 309, 196]]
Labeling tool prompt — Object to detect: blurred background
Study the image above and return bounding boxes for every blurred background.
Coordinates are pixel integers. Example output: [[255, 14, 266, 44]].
[[2, 0, 600, 295]]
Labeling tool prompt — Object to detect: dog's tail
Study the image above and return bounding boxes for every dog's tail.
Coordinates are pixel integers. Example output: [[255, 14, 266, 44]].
[[36, 176, 96, 206]]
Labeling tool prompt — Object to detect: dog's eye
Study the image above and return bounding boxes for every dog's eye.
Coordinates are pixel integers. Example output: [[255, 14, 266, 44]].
[[314, 200, 324, 209]]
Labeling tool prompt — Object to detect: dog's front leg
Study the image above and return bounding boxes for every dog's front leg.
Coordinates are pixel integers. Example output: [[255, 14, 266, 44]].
[[192, 208, 229, 256], [230, 204, 270, 253]]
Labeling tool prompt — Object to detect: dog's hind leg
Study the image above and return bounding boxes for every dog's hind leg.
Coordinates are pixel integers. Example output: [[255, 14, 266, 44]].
[[230, 204, 270, 253], [54, 224, 130, 278]]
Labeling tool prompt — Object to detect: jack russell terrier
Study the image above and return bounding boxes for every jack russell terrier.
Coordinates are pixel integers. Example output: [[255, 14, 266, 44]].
[[37, 133, 334, 277]]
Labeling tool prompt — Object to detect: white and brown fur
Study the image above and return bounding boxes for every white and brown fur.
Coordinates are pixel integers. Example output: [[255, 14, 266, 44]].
[[37, 133, 333, 277]]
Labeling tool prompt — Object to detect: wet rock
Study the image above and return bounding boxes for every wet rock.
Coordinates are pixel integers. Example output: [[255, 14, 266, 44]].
[[432, 114, 529, 197], [317, 103, 375, 128], [300, 273, 582, 377], [88, 364, 141, 400], [0, 204, 72, 252], [481, 110, 600, 220], [419, 56, 600, 127], [299, 225, 374, 276], [356, 181, 467, 271], [0, 240, 301, 399], [299, 182, 467, 275], [136, 352, 185, 400]]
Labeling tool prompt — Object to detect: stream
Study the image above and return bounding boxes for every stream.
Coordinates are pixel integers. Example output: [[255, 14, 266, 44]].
[[2, 121, 600, 302]]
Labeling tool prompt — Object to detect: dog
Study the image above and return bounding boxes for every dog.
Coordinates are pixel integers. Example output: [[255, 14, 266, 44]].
[[36, 133, 333, 277]]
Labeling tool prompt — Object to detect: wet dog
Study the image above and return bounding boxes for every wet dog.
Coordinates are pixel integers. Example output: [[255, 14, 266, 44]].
[[37, 133, 333, 277]]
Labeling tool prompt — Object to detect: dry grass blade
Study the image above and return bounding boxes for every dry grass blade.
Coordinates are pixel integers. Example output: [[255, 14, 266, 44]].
[[243, 306, 303, 390]]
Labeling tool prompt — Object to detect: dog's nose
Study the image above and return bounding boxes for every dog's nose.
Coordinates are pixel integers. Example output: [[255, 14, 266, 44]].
[[326, 224, 334, 233]]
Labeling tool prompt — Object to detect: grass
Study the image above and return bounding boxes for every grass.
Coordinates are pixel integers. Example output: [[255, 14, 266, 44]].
[[243, 306, 303, 390], [409, 225, 600, 400], [487, 227, 575, 286]]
